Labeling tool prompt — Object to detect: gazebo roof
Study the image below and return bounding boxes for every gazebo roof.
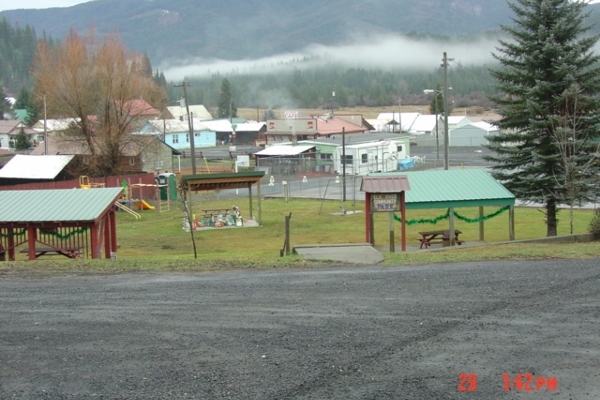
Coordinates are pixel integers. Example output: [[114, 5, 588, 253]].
[[0, 188, 123, 223], [369, 169, 515, 209], [179, 171, 265, 191]]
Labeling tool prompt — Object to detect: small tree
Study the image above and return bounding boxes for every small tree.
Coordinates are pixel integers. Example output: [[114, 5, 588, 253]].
[[550, 84, 600, 234], [262, 109, 276, 121], [428, 84, 444, 115], [15, 128, 33, 150], [217, 78, 236, 119]]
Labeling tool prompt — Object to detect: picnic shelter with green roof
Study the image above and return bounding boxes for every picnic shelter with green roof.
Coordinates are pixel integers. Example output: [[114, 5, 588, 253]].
[[0, 188, 123, 261], [369, 169, 516, 244]]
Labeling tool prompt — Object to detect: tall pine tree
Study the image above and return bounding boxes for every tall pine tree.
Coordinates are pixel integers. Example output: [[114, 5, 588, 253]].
[[217, 78, 236, 119], [485, 0, 600, 236]]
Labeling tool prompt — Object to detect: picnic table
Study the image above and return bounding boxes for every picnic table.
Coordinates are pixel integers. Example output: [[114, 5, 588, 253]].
[[20, 246, 82, 259], [418, 229, 463, 249]]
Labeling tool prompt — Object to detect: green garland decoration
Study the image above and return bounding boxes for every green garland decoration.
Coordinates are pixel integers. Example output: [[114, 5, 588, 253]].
[[0, 229, 27, 238], [394, 206, 510, 225], [40, 227, 89, 240]]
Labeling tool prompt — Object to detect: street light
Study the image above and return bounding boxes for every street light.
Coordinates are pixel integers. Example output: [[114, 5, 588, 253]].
[[424, 89, 442, 166]]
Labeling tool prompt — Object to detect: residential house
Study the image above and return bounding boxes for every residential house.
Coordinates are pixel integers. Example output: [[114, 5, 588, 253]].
[[30, 134, 178, 175], [164, 103, 213, 121], [265, 115, 369, 144], [141, 119, 216, 151], [0, 120, 39, 150]]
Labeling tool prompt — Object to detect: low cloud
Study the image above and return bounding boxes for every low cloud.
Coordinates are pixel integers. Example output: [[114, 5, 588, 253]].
[[160, 35, 501, 81]]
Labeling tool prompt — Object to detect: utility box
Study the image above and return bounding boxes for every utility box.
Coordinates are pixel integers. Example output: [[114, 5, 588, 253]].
[[157, 173, 177, 200]]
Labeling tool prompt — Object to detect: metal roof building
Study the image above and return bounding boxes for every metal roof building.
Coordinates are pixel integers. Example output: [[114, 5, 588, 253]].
[[0, 188, 123, 261], [368, 169, 516, 242], [0, 155, 75, 180]]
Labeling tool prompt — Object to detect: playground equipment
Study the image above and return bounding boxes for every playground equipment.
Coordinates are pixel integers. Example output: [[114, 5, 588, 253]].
[[79, 176, 105, 189]]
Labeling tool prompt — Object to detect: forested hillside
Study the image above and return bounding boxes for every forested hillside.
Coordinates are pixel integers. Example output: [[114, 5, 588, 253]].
[[0, 18, 38, 95]]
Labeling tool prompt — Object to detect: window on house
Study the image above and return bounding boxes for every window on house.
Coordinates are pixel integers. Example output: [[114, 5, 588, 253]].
[[173, 134, 179, 144], [82, 155, 89, 165], [361, 153, 368, 164], [397, 145, 403, 152], [154, 160, 163, 170], [129, 157, 136, 166], [186, 133, 190, 143], [320, 153, 332, 161], [343, 155, 353, 164]]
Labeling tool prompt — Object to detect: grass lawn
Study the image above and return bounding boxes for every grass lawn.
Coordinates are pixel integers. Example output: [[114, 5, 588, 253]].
[[3, 194, 597, 276]]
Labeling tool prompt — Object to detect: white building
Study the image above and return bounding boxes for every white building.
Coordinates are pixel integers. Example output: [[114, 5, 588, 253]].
[[333, 140, 409, 175]]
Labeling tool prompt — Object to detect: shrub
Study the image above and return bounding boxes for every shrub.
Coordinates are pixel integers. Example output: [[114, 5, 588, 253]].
[[589, 208, 600, 239]]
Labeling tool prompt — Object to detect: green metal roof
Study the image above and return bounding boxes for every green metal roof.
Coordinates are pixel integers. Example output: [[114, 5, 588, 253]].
[[0, 188, 123, 223], [369, 169, 515, 209]]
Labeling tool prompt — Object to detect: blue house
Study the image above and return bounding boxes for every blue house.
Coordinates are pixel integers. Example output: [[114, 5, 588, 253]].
[[139, 119, 216, 151]]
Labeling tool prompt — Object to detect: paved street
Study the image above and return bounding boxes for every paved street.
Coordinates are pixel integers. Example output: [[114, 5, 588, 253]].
[[1, 258, 599, 399]]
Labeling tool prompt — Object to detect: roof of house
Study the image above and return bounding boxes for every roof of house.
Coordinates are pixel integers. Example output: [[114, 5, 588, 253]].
[[30, 135, 163, 157], [122, 99, 160, 117], [0, 187, 123, 223], [255, 145, 316, 156], [0, 154, 75, 179], [0, 120, 36, 135], [32, 118, 80, 132], [315, 117, 368, 135], [146, 118, 210, 133], [203, 119, 233, 132], [370, 169, 515, 209], [166, 105, 213, 121]]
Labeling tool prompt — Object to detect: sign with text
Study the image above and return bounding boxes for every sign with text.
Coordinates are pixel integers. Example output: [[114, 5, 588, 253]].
[[372, 194, 399, 212]]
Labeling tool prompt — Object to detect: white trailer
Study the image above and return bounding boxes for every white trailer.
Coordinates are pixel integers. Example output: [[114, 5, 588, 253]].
[[333, 140, 406, 175]]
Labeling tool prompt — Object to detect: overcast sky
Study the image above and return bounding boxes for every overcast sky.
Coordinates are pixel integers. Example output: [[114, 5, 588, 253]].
[[1, 0, 600, 11], [0, 0, 92, 11]]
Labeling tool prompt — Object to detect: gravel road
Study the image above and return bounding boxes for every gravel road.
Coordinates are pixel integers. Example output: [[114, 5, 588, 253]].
[[1, 258, 599, 399]]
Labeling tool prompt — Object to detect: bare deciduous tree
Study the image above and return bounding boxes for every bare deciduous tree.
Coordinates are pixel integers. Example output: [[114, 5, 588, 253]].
[[550, 84, 600, 234], [33, 30, 166, 176]]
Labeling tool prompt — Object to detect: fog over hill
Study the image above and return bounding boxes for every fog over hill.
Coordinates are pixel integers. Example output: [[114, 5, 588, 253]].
[[2, 0, 600, 83]]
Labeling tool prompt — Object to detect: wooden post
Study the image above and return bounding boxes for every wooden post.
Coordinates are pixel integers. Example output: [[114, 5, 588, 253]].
[[508, 206, 515, 240], [388, 212, 395, 253], [479, 206, 484, 241], [257, 180, 262, 225], [365, 192, 371, 243], [400, 191, 407, 252]]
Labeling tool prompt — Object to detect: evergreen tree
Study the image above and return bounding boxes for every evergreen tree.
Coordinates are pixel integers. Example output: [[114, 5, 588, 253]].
[[217, 78, 236, 119], [15, 128, 33, 150], [0, 85, 9, 119], [428, 84, 444, 115], [485, 0, 600, 236]]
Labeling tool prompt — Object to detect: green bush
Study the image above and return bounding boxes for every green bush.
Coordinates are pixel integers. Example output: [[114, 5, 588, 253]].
[[589, 208, 600, 239]]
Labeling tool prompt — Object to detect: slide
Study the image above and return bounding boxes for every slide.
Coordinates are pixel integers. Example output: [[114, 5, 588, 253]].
[[134, 199, 155, 210]]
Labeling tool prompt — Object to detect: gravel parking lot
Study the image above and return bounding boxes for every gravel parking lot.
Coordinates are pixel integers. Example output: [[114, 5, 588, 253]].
[[1, 258, 599, 399]]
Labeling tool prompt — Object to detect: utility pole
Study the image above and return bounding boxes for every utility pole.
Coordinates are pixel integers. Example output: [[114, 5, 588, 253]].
[[342, 127, 346, 203], [174, 82, 197, 174], [442, 52, 452, 171], [442, 52, 455, 245]]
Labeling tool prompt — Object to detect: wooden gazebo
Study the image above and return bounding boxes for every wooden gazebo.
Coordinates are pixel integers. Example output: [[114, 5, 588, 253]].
[[0, 188, 123, 261]]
